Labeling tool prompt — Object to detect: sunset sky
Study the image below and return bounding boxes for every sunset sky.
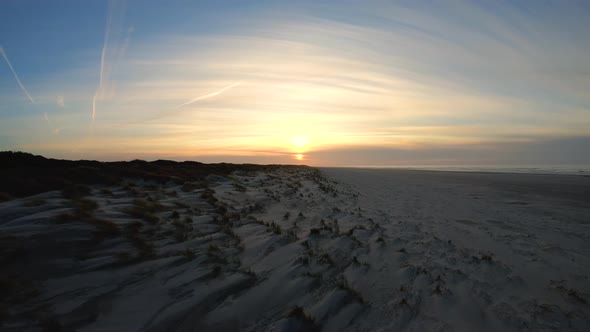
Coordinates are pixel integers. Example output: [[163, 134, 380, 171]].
[[1, 1, 589, 165]]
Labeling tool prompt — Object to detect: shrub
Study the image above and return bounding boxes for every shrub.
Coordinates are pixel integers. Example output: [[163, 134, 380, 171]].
[[128, 234, 155, 259], [126, 199, 165, 223], [0, 192, 12, 202], [40, 317, 62, 332], [568, 289, 588, 304], [74, 198, 98, 213], [337, 279, 365, 303], [115, 252, 132, 263], [62, 184, 91, 199], [241, 268, 256, 277], [233, 183, 247, 192], [23, 198, 46, 207], [211, 265, 222, 278], [100, 188, 113, 196], [208, 244, 220, 253], [181, 248, 195, 260], [287, 305, 318, 328], [318, 253, 333, 266], [125, 220, 143, 233], [56, 212, 119, 239], [269, 222, 282, 235], [181, 182, 201, 192]]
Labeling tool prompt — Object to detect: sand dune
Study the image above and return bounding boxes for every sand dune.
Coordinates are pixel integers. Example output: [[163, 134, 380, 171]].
[[1, 163, 590, 331]]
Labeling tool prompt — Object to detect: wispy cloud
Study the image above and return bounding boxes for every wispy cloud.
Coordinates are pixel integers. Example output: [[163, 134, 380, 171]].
[[4, 1, 589, 164], [175, 81, 242, 108], [92, 9, 111, 121], [0, 46, 35, 104], [92, 0, 127, 121], [56, 95, 65, 107], [42, 112, 61, 134]]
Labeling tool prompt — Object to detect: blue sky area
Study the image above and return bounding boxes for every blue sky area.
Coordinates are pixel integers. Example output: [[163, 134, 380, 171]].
[[1, 1, 589, 165]]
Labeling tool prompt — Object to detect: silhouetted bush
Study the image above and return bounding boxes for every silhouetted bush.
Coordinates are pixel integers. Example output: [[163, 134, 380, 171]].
[[126, 199, 165, 223], [0, 192, 12, 202], [62, 184, 91, 199], [23, 199, 46, 207], [287, 306, 320, 330], [0, 151, 311, 199]]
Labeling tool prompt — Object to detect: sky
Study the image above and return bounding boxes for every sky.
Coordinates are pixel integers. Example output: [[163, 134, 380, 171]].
[[0, 0, 589, 166]]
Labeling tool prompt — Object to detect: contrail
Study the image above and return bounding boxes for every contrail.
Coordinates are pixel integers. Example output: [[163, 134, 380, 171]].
[[0, 46, 36, 104], [175, 81, 242, 108], [92, 6, 113, 121]]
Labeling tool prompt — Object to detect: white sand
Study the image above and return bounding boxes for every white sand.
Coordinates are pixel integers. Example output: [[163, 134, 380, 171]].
[[1, 167, 589, 331], [323, 168, 590, 331]]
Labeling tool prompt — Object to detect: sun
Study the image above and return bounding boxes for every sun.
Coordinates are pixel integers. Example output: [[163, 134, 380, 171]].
[[289, 135, 310, 152], [294, 153, 304, 161]]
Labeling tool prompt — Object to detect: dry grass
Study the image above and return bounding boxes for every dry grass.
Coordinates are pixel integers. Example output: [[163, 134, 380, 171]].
[[287, 305, 320, 330], [56, 212, 119, 239], [23, 198, 46, 207], [172, 219, 193, 242], [61, 184, 91, 200], [0, 192, 12, 202], [337, 278, 366, 304], [181, 248, 195, 260], [268, 222, 282, 235], [126, 199, 165, 223], [73, 198, 98, 212], [211, 265, 222, 278], [128, 233, 155, 259], [233, 182, 247, 192], [0, 277, 41, 321]]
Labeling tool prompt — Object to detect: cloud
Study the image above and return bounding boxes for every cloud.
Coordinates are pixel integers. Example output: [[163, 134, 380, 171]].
[[6, 2, 589, 164], [0, 46, 36, 104], [92, 0, 127, 121], [175, 81, 242, 108], [307, 136, 590, 166], [42, 112, 60, 134], [56, 95, 65, 107], [92, 10, 111, 121]]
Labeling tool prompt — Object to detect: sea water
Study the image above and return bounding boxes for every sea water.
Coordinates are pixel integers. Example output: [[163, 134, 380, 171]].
[[356, 165, 590, 175]]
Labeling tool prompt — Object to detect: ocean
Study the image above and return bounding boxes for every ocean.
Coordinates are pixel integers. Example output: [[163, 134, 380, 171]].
[[354, 165, 590, 175]]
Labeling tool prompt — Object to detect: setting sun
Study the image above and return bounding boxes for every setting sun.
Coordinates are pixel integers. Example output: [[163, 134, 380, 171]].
[[289, 135, 310, 152], [2, 1, 590, 330]]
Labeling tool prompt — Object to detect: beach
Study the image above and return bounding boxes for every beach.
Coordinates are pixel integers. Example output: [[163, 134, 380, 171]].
[[1, 160, 590, 331], [324, 168, 590, 330]]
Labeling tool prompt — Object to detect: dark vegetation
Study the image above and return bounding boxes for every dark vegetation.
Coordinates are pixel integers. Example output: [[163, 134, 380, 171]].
[[287, 305, 320, 330], [0, 151, 311, 202], [125, 198, 166, 223], [57, 185, 119, 240]]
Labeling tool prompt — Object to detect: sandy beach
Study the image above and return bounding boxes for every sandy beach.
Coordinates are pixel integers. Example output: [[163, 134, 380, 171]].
[[324, 168, 590, 331], [1, 161, 590, 331], [3, 1, 589, 330]]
